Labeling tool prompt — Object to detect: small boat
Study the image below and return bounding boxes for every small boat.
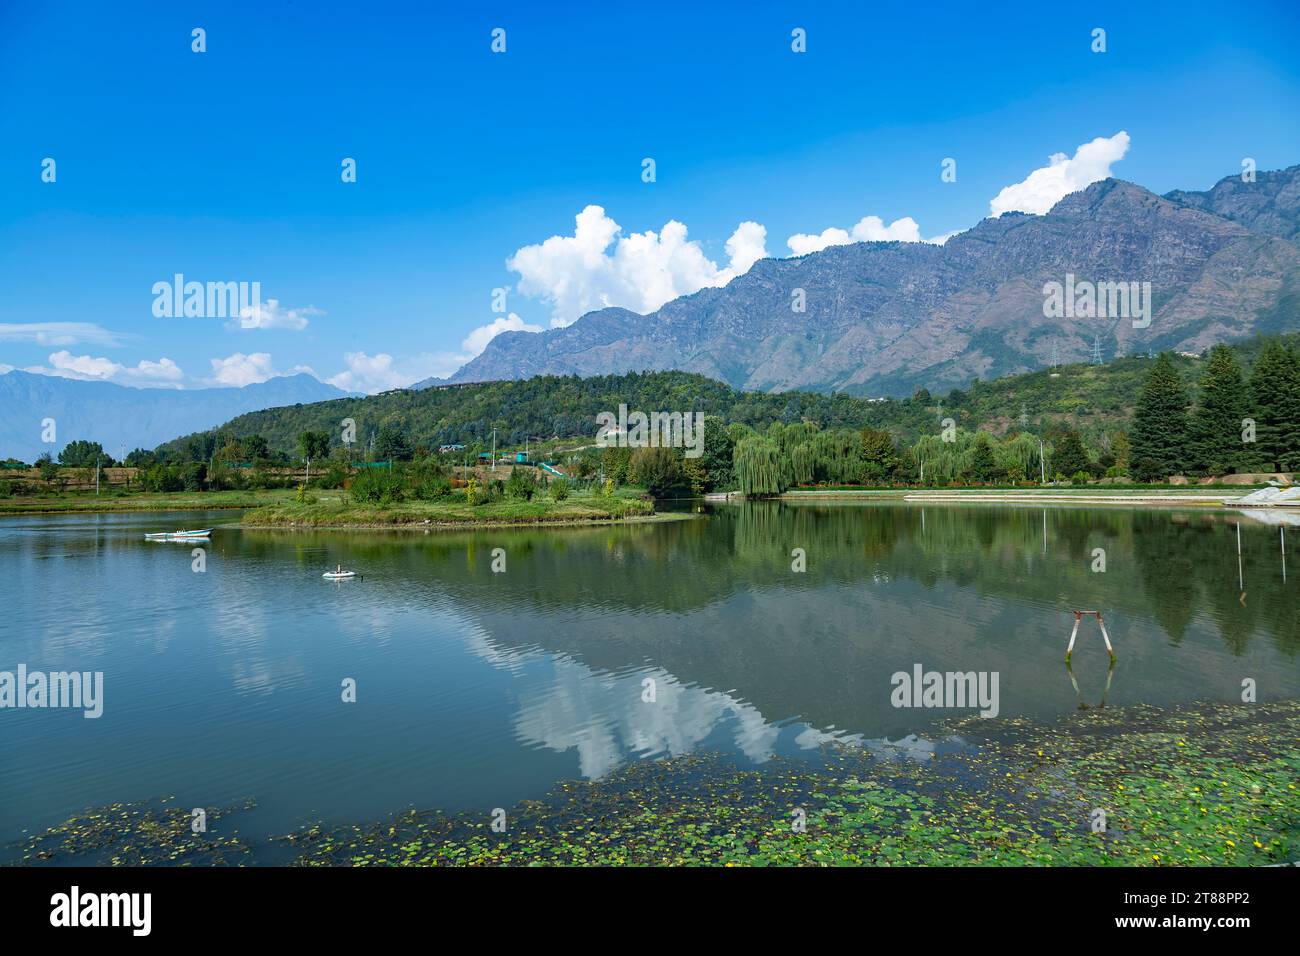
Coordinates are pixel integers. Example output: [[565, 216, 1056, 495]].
[[323, 569, 357, 580], [145, 529, 213, 541]]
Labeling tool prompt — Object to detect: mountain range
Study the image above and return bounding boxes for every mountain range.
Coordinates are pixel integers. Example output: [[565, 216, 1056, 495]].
[[433, 165, 1300, 397], [0, 372, 349, 463]]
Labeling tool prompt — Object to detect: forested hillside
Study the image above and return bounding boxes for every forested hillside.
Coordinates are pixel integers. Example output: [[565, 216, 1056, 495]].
[[151, 333, 1300, 464]]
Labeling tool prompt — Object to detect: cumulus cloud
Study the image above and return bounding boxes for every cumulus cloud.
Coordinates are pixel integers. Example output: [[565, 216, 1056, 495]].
[[989, 130, 1130, 216], [507, 205, 768, 327], [208, 352, 314, 387], [787, 215, 938, 255], [229, 298, 321, 331], [17, 350, 185, 386], [461, 312, 542, 356], [326, 352, 414, 393], [0, 322, 127, 347], [328, 313, 545, 393]]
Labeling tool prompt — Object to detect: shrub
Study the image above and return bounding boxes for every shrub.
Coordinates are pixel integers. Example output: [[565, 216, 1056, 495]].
[[350, 467, 404, 504], [506, 467, 538, 500], [550, 478, 570, 501]]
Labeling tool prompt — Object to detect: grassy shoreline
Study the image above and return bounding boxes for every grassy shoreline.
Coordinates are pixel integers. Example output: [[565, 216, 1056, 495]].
[[13, 698, 1297, 867], [0, 489, 296, 515], [239, 495, 662, 530]]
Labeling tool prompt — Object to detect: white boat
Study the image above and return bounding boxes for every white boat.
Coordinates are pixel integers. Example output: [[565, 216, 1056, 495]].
[[323, 570, 357, 580], [144, 529, 213, 541]]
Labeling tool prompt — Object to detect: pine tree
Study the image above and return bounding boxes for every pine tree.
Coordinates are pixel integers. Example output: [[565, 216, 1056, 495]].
[[860, 427, 899, 481], [1247, 340, 1300, 472], [966, 432, 998, 482], [1187, 344, 1248, 476], [1051, 428, 1093, 478], [1130, 354, 1190, 481]]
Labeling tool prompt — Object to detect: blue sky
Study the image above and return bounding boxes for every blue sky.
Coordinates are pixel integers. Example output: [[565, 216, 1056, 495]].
[[1, 0, 1298, 392]]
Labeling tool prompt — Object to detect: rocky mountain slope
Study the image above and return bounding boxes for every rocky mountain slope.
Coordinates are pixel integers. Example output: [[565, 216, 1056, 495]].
[[439, 166, 1300, 397]]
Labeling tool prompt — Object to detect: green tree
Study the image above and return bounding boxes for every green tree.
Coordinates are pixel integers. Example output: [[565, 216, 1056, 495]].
[[966, 432, 999, 482], [505, 466, 538, 500], [601, 446, 632, 484], [733, 437, 787, 497], [1131, 354, 1190, 480], [374, 423, 413, 461], [243, 434, 271, 461], [1051, 428, 1093, 478], [1247, 340, 1300, 472], [629, 446, 681, 497], [1187, 344, 1249, 476], [860, 427, 899, 482], [698, 416, 735, 491], [1109, 431, 1131, 473], [58, 440, 110, 468], [37, 453, 59, 486], [298, 430, 331, 481]]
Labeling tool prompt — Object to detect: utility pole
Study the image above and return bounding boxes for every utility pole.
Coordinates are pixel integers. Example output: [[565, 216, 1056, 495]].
[[95, 458, 100, 496], [1092, 336, 1103, 365], [1039, 438, 1047, 484], [491, 428, 497, 472]]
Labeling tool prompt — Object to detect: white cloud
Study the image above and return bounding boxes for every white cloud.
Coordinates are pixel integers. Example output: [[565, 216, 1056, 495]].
[[328, 314, 545, 392], [229, 298, 321, 331], [989, 131, 1130, 216], [0, 322, 127, 347], [19, 350, 185, 386], [207, 352, 314, 387], [787, 215, 938, 255], [507, 205, 768, 327], [461, 312, 542, 356], [326, 352, 412, 393]]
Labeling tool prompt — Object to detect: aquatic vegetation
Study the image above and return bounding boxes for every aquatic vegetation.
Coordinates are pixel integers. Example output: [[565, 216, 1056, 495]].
[[12, 702, 1297, 867], [11, 797, 257, 866]]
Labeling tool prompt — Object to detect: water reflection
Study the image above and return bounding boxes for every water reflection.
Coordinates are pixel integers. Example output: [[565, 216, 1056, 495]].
[[1, 502, 1297, 851]]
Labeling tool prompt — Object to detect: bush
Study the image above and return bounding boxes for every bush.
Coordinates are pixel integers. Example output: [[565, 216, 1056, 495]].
[[350, 467, 404, 504], [630, 446, 682, 497], [505, 467, 538, 500], [550, 478, 570, 501]]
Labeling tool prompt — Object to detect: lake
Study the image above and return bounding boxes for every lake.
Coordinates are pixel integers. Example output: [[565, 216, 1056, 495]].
[[2, 501, 1297, 861]]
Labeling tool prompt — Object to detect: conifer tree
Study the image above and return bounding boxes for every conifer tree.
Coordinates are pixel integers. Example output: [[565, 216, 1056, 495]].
[[1130, 354, 1190, 480], [1051, 428, 1093, 478], [1247, 340, 1300, 472], [1188, 344, 1248, 476]]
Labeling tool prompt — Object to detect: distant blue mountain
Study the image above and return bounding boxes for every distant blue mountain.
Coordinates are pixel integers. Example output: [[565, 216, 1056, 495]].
[[0, 371, 351, 463]]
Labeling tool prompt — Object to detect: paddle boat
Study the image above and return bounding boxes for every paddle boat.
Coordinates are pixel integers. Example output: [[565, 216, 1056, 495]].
[[144, 528, 212, 541]]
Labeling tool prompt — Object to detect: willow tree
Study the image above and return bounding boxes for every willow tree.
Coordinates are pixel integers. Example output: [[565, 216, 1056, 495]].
[[811, 429, 863, 483], [995, 432, 1040, 481], [734, 437, 787, 497], [790, 442, 816, 486]]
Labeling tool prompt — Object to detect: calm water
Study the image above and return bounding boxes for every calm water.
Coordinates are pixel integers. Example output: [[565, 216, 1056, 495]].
[[2, 502, 1298, 857]]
